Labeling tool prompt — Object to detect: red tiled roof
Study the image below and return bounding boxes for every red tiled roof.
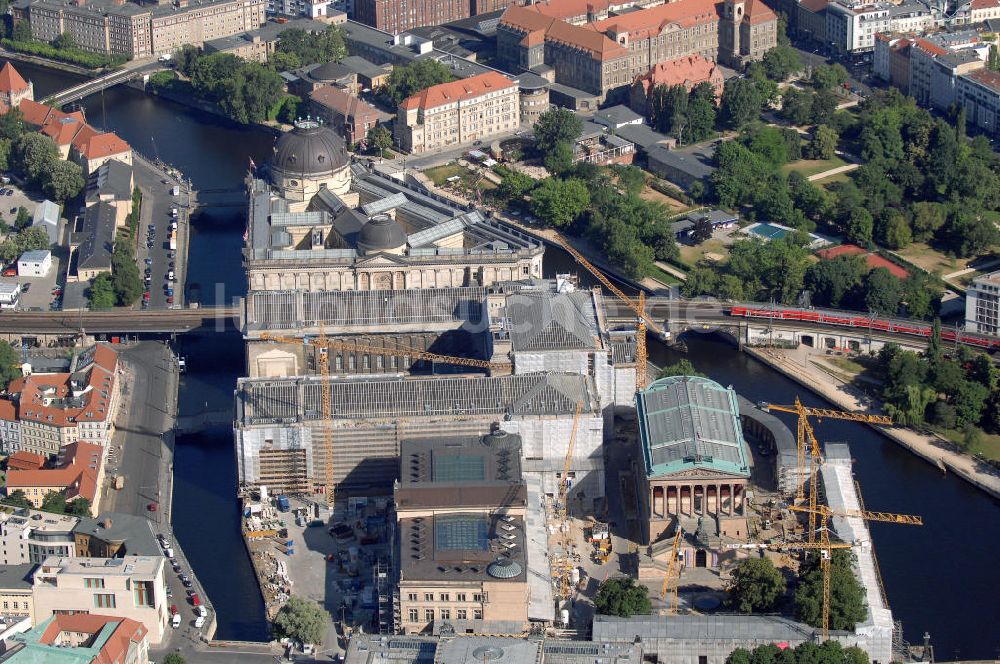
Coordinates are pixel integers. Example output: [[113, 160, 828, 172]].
[[501, 5, 626, 60], [816, 244, 909, 279], [635, 55, 723, 95], [40, 115, 86, 147], [0, 62, 29, 95], [400, 71, 517, 111], [594, 0, 723, 38], [971, 0, 1000, 10], [744, 0, 777, 25], [914, 38, 948, 57], [11, 99, 128, 160], [73, 129, 130, 160], [7, 441, 102, 503], [39, 614, 147, 664], [7, 451, 46, 470], [521, 0, 612, 20]]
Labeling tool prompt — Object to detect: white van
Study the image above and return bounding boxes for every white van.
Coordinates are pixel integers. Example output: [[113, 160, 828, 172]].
[[171, 207, 178, 217], [168, 270, 175, 281], [165, 548, 174, 558], [194, 616, 206, 628], [171, 614, 181, 628], [196, 605, 208, 617]]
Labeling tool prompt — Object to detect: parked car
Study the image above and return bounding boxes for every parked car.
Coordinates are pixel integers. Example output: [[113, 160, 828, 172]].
[[194, 616, 206, 628], [196, 606, 207, 617], [170, 604, 178, 616], [190, 593, 201, 607], [171, 614, 181, 628]]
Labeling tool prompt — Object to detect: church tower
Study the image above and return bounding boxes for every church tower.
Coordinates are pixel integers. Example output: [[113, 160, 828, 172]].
[[721, 0, 745, 64]]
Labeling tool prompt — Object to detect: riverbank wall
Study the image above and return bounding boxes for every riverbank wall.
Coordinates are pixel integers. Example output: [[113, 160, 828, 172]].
[[744, 346, 1000, 501], [0, 48, 100, 77]]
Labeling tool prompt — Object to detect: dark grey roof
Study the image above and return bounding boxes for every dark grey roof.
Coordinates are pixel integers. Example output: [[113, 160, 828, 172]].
[[613, 123, 672, 150], [513, 71, 549, 91], [74, 512, 161, 556], [340, 55, 390, 80], [331, 208, 368, 247], [576, 120, 605, 141], [307, 60, 355, 82], [0, 563, 36, 591], [647, 143, 717, 180], [594, 104, 643, 127], [593, 614, 817, 643], [358, 214, 407, 252], [400, 434, 522, 487], [77, 202, 116, 272], [687, 209, 738, 225], [271, 120, 349, 176], [88, 159, 132, 201], [505, 290, 598, 352]]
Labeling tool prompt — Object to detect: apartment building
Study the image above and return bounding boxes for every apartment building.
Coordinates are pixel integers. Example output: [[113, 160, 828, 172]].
[[32, 556, 168, 645], [309, 86, 383, 145], [394, 433, 530, 635], [956, 67, 1000, 137], [5, 441, 105, 513], [0, 564, 35, 621], [6, 614, 149, 664], [0, 345, 119, 457], [353, 0, 509, 34], [20, 0, 264, 59], [497, 0, 776, 102], [965, 270, 1000, 334], [0, 510, 79, 566], [396, 71, 518, 153], [826, 0, 934, 57]]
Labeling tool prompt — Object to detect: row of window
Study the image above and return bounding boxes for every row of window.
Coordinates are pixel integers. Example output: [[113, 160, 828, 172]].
[[407, 592, 482, 602], [1, 601, 27, 610], [407, 607, 482, 621]]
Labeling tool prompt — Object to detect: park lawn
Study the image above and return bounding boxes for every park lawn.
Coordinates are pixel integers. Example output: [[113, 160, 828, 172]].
[[423, 163, 466, 186], [648, 265, 681, 286], [896, 242, 972, 276], [934, 426, 1000, 462], [816, 171, 853, 188], [678, 238, 730, 268], [781, 155, 846, 178], [639, 185, 690, 214]]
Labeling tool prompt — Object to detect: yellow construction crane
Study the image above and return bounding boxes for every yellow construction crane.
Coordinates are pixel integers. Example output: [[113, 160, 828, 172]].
[[317, 325, 334, 505], [554, 234, 663, 389], [556, 403, 583, 599], [762, 398, 892, 542], [659, 528, 683, 614], [786, 503, 922, 641]]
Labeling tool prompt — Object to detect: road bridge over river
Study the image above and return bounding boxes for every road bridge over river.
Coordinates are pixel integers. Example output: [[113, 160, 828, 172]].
[[45, 61, 165, 106]]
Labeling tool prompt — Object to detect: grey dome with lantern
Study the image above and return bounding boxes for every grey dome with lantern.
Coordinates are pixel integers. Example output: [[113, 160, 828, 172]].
[[271, 118, 349, 178]]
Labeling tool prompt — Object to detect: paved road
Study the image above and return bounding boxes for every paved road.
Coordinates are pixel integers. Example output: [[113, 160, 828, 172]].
[[134, 159, 190, 311], [0, 307, 237, 333]]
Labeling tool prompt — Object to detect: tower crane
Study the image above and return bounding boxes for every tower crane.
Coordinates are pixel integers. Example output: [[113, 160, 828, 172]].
[[761, 398, 892, 542], [556, 403, 583, 599], [785, 503, 922, 641], [659, 528, 683, 614], [317, 325, 334, 506], [554, 234, 665, 389]]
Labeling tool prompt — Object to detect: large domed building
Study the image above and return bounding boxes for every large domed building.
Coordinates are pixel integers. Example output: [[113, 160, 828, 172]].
[[270, 118, 351, 208]]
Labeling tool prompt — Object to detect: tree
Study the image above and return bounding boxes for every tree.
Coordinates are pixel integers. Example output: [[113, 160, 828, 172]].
[[174, 44, 201, 76], [271, 596, 329, 646], [14, 206, 29, 231], [366, 124, 393, 155], [593, 577, 652, 617], [274, 25, 346, 67], [161, 654, 187, 664], [17, 227, 50, 252], [728, 557, 786, 613], [88, 272, 116, 310], [864, 267, 902, 316], [762, 45, 801, 81], [780, 87, 814, 125], [940, 211, 999, 258], [720, 78, 764, 129], [40, 490, 67, 514], [805, 124, 838, 160], [268, 51, 301, 73], [743, 125, 790, 167], [657, 359, 705, 378], [611, 164, 646, 195], [810, 88, 838, 125], [543, 140, 575, 175], [533, 108, 583, 155], [878, 208, 911, 249], [0, 107, 24, 142], [805, 255, 866, 308], [845, 208, 874, 247], [811, 63, 848, 90], [794, 550, 866, 630], [0, 340, 20, 386], [1, 490, 31, 509], [273, 95, 301, 124], [52, 32, 76, 50], [689, 216, 713, 244], [726, 648, 752, 664], [12, 133, 58, 184], [687, 82, 718, 142], [910, 201, 946, 242], [529, 177, 590, 228], [111, 243, 143, 306], [43, 159, 84, 202], [497, 167, 535, 202], [385, 59, 454, 104], [68, 497, 91, 517]]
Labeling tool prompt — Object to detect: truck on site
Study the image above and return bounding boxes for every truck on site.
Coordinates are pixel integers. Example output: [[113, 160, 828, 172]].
[[169, 234, 176, 251], [112, 475, 125, 490], [589, 521, 609, 543], [277, 495, 290, 512], [594, 538, 612, 564]]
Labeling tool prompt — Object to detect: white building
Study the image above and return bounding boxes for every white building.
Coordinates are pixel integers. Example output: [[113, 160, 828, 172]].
[[31, 200, 60, 245], [965, 270, 1000, 335], [0, 510, 78, 565], [17, 250, 52, 278], [0, 284, 20, 310], [827, 0, 934, 56], [31, 556, 169, 645]]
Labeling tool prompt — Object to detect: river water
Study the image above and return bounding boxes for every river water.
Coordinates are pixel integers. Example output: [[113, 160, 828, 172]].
[[9, 60, 998, 658]]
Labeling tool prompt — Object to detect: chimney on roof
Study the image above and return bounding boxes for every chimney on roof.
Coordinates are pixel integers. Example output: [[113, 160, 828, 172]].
[[102, 518, 112, 528]]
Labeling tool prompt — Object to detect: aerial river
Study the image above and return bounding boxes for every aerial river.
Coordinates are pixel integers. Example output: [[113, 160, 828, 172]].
[[8, 60, 998, 658]]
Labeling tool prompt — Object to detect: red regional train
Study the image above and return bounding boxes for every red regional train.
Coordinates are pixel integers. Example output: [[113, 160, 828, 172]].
[[727, 305, 1000, 351]]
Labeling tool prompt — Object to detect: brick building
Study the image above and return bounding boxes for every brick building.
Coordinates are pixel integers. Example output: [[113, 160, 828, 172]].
[[630, 54, 725, 116], [309, 86, 383, 145], [354, 0, 509, 35]]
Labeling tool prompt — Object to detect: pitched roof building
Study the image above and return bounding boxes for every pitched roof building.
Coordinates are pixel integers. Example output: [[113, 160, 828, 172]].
[[630, 54, 725, 116], [4, 614, 149, 664], [5, 441, 105, 512], [308, 86, 384, 145], [0, 62, 33, 108]]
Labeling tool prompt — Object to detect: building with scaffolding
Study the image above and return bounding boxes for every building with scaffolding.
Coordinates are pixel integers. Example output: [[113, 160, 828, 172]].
[[634, 376, 752, 551], [343, 633, 643, 663], [393, 433, 532, 635], [234, 372, 603, 498]]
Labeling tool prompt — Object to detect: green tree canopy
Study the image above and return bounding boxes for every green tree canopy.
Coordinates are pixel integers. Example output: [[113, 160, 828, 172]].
[[533, 108, 583, 156], [805, 124, 838, 160], [794, 550, 867, 630], [496, 166, 535, 202], [111, 242, 143, 306], [727, 556, 787, 613], [593, 577, 652, 617], [529, 177, 590, 228], [720, 77, 765, 129], [0, 340, 20, 386], [271, 596, 329, 646], [275, 25, 346, 67], [12, 133, 59, 185], [161, 654, 187, 664], [543, 141, 575, 175], [656, 359, 705, 379], [40, 490, 67, 514], [367, 124, 393, 155], [2, 490, 31, 509], [43, 159, 84, 202], [385, 60, 454, 105], [0, 107, 24, 142], [88, 272, 116, 310], [68, 497, 91, 517], [762, 45, 801, 81]]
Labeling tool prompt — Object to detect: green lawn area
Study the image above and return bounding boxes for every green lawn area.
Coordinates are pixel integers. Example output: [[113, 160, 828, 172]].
[[816, 171, 853, 189], [678, 238, 730, 268], [934, 426, 1000, 462], [896, 242, 971, 276], [423, 163, 466, 186], [648, 264, 681, 286], [781, 155, 846, 178], [826, 356, 866, 375]]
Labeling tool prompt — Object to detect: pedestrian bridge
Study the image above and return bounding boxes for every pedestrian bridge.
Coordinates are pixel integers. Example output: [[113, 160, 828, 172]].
[[46, 62, 164, 106]]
